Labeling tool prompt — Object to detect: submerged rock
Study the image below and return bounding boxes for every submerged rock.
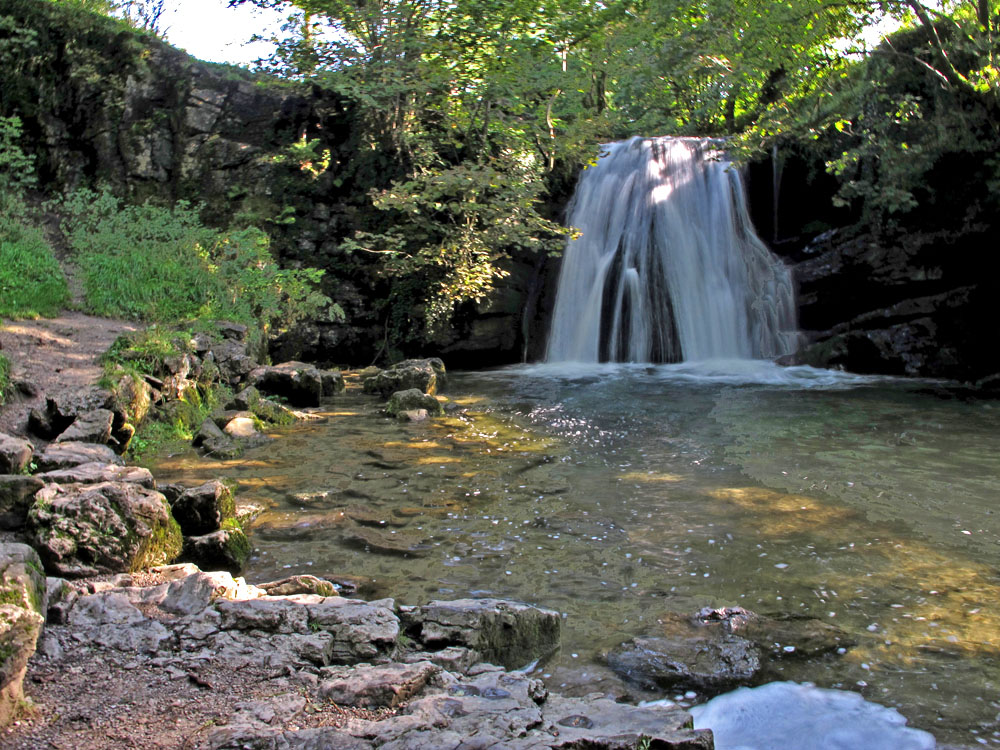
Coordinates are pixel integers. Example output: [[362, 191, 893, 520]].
[[691, 681, 936, 750], [28, 481, 182, 577]]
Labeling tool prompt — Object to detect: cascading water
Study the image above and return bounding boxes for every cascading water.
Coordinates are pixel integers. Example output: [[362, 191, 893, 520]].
[[546, 136, 798, 363]]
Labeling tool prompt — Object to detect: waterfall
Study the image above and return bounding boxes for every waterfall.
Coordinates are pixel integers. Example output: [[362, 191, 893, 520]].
[[545, 136, 797, 363]]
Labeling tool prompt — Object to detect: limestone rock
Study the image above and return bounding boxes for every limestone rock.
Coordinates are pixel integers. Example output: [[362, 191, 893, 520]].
[[0, 544, 47, 727], [306, 597, 400, 664], [54, 408, 114, 444], [363, 358, 446, 398], [319, 661, 440, 708], [180, 528, 251, 575], [403, 599, 560, 670], [34, 441, 123, 472], [170, 480, 236, 535], [28, 481, 183, 577], [249, 361, 324, 407], [0, 475, 45, 530], [26, 398, 75, 440], [0, 433, 33, 475], [385, 389, 444, 418], [36, 462, 155, 489]]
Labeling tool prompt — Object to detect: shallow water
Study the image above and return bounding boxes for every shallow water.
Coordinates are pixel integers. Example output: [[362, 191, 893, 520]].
[[152, 362, 1000, 747]]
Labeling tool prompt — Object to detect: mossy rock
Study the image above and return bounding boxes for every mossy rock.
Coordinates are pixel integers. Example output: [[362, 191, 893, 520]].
[[27, 482, 182, 577]]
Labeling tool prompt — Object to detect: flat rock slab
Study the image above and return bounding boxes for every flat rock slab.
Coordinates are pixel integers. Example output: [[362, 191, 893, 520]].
[[34, 441, 123, 472], [54, 408, 114, 444], [36, 462, 154, 488]]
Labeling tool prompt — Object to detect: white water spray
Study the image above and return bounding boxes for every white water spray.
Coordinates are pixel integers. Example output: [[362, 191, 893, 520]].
[[546, 137, 797, 363]]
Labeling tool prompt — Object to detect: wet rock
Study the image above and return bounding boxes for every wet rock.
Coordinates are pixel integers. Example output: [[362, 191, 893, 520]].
[[344, 505, 409, 529], [227, 386, 297, 425], [0, 475, 45, 530], [36, 462, 155, 489], [54, 408, 114, 444], [386, 389, 444, 418], [0, 544, 47, 727], [170, 480, 236, 536], [249, 361, 324, 407], [192, 418, 243, 459], [319, 661, 440, 708], [608, 632, 761, 694], [607, 606, 848, 695], [258, 575, 339, 597], [403, 599, 561, 670], [180, 528, 251, 576], [28, 481, 183, 577], [363, 358, 446, 398], [0, 433, 33, 474], [34, 441, 123, 472]]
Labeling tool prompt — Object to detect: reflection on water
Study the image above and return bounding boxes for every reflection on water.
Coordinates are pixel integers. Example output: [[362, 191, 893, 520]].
[[151, 362, 1000, 747]]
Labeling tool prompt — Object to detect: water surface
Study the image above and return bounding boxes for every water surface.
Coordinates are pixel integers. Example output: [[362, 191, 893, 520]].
[[153, 362, 1000, 747]]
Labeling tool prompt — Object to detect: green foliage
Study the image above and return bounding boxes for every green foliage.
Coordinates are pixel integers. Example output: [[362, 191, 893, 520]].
[[56, 188, 341, 332], [0, 353, 10, 406], [101, 326, 188, 378], [0, 200, 70, 319], [0, 115, 36, 192]]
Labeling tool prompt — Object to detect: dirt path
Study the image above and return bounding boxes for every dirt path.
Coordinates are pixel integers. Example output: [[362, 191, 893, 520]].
[[0, 312, 139, 437]]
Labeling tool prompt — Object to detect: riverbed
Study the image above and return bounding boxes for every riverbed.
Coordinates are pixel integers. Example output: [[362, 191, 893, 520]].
[[152, 361, 1000, 748]]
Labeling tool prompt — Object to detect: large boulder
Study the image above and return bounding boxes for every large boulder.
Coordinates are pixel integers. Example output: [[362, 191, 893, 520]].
[[0, 475, 45, 530], [28, 481, 183, 577], [401, 598, 560, 670], [0, 543, 47, 727], [363, 358, 447, 398], [0, 433, 33, 475], [249, 361, 323, 407]]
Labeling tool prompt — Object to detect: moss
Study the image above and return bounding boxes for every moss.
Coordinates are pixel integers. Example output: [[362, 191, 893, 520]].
[[131, 506, 183, 571], [223, 527, 251, 565]]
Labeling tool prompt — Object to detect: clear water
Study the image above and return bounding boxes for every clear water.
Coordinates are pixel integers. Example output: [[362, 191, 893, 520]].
[[152, 363, 1000, 748]]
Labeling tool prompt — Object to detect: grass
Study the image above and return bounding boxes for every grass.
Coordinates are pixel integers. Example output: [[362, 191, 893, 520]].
[[0, 353, 9, 405], [0, 211, 70, 319]]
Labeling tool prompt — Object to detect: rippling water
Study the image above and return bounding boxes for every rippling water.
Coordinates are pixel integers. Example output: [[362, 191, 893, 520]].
[[152, 362, 1000, 748]]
